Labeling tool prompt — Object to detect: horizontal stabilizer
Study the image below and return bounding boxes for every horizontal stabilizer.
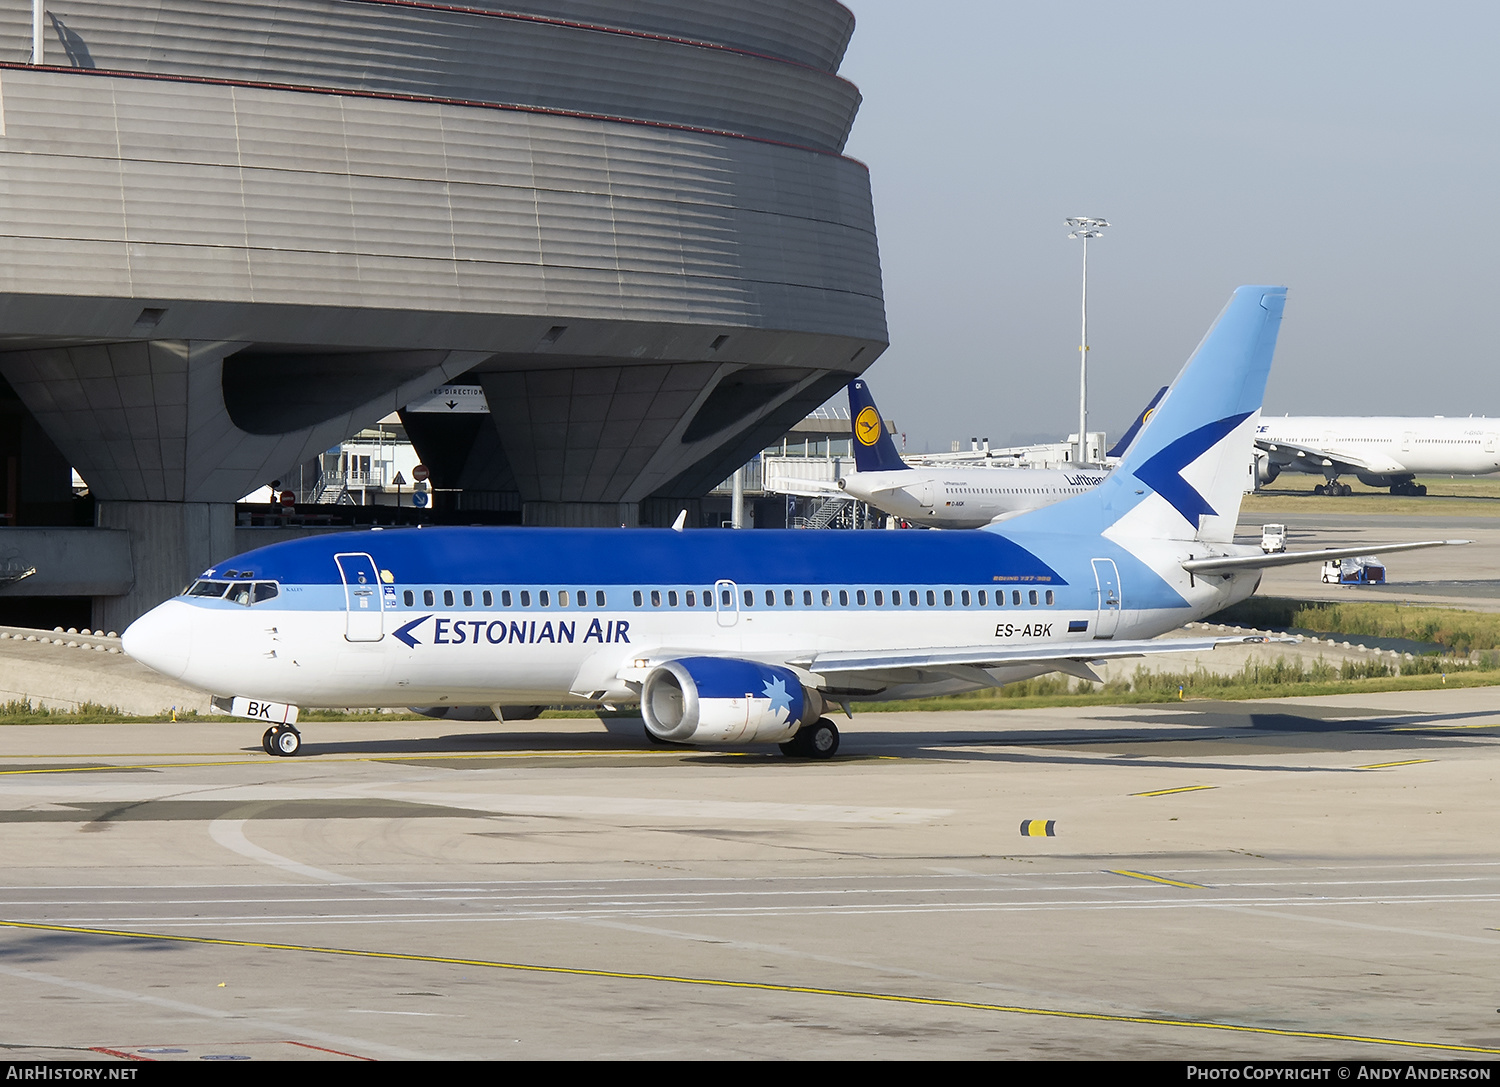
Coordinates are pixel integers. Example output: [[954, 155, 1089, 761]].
[[791, 635, 1285, 678], [1181, 539, 1467, 575]]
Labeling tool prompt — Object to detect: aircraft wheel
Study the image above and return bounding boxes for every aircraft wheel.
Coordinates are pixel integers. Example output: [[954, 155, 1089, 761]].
[[262, 727, 278, 755], [1417, 484, 1428, 496], [803, 718, 840, 760], [1313, 484, 1327, 496], [274, 727, 302, 757], [1339, 483, 1352, 496], [778, 731, 808, 757]]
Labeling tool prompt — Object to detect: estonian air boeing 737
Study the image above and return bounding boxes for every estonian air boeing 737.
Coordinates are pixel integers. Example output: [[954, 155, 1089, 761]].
[[122, 287, 1462, 759], [837, 383, 1168, 527]]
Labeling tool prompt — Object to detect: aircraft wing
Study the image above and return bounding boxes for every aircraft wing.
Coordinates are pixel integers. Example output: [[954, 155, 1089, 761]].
[[1254, 438, 1404, 475], [789, 634, 1281, 682], [1182, 539, 1466, 575]]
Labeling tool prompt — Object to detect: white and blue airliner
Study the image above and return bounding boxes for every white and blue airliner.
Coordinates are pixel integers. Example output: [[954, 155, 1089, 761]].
[[123, 287, 1460, 758]]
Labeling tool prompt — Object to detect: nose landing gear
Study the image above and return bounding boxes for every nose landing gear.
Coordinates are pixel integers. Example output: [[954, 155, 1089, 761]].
[[262, 725, 302, 756]]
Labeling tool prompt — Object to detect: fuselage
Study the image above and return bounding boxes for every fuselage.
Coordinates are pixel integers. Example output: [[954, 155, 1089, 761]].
[[839, 465, 1108, 528], [123, 524, 1258, 710], [1258, 416, 1500, 477]]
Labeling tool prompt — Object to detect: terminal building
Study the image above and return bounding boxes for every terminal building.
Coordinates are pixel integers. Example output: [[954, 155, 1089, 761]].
[[0, 0, 887, 630]]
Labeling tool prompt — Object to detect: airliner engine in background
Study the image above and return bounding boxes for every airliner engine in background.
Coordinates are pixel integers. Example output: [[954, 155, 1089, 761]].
[[833, 381, 1158, 528], [122, 286, 1463, 759], [1254, 416, 1500, 495]]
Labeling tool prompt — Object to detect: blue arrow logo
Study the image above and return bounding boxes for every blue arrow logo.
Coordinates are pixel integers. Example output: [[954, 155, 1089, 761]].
[[1134, 412, 1252, 527], [394, 615, 429, 648]]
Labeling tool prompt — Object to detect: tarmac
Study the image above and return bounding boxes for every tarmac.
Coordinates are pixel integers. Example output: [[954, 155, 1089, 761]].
[[2, 690, 1500, 1061]]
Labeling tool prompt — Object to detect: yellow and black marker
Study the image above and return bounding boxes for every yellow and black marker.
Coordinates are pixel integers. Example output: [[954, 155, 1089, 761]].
[[1020, 819, 1056, 837]]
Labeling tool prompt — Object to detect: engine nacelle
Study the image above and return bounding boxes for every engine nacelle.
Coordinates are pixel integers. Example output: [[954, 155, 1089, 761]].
[[641, 657, 822, 745], [1253, 451, 1280, 486]]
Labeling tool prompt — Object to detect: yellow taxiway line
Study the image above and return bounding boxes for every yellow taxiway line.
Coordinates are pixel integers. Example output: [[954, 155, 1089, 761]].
[[1107, 869, 1207, 889], [1129, 784, 1217, 797], [0, 918, 1494, 1055]]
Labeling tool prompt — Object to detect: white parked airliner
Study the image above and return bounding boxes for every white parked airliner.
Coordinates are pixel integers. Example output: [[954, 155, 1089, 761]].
[[1255, 416, 1500, 495]]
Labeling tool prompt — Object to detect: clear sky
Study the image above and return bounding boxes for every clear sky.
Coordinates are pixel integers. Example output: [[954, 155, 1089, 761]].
[[834, 1, 1498, 452]]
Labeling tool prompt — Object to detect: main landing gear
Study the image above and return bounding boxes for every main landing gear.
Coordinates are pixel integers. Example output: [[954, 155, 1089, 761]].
[[262, 724, 302, 757], [779, 718, 840, 760], [1391, 481, 1427, 496], [1314, 481, 1352, 496]]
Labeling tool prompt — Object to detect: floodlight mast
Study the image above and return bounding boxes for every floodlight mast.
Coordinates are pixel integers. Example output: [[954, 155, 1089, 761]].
[[32, 1, 43, 64], [1066, 216, 1109, 465]]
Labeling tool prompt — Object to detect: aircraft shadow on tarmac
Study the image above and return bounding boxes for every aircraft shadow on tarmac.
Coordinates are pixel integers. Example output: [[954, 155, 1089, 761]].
[[236, 702, 1500, 773]]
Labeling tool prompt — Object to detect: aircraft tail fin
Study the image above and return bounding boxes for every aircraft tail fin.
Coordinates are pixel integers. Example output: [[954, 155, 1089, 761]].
[[1011, 286, 1286, 545], [1105, 385, 1169, 460], [847, 380, 907, 472]]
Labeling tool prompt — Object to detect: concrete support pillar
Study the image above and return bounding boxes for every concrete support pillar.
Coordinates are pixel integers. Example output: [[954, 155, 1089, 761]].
[[93, 501, 236, 632]]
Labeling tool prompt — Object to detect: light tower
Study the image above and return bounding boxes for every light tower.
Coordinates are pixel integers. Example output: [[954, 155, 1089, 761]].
[[1066, 216, 1109, 465]]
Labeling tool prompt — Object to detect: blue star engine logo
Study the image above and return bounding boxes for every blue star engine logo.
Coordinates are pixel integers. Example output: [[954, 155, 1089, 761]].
[[761, 676, 794, 721]]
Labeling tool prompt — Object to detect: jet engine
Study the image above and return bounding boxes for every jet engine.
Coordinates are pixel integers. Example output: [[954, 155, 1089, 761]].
[[1252, 451, 1280, 486], [641, 657, 823, 744]]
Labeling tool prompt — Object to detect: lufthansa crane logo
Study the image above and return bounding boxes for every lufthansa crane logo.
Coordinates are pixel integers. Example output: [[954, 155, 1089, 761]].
[[855, 406, 882, 446]]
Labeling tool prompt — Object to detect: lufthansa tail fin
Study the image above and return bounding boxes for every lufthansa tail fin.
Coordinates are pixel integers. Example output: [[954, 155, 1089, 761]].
[[1105, 385, 1169, 460], [1009, 286, 1286, 544], [847, 380, 907, 472]]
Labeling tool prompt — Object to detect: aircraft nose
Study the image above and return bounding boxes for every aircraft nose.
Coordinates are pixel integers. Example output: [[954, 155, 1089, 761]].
[[121, 600, 194, 679]]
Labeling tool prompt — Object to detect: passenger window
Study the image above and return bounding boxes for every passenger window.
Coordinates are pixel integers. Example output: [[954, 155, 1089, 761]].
[[721, 589, 732, 606], [702, 591, 713, 608], [403, 590, 414, 607], [651, 590, 662, 606], [856, 590, 866, 606], [633, 591, 643, 606], [743, 589, 753, 607], [463, 590, 473, 606], [784, 589, 793, 606], [909, 590, 918, 606], [576, 590, 587, 608], [765, 589, 775, 606], [596, 591, 607, 607], [539, 590, 550, 607], [926, 590, 936, 606], [1046, 590, 1055, 605], [874, 590, 884, 606], [979, 590, 987, 606], [521, 591, 531, 607], [943, 590, 954, 606], [668, 590, 679, 607], [803, 590, 813, 606], [483, 591, 493, 606], [838, 590, 849, 606], [822, 589, 832, 606], [686, 590, 696, 607], [424, 589, 435, 606], [501, 590, 512, 607], [961, 590, 970, 606], [1029, 590, 1038, 605], [253, 582, 279, 604], [1012, 590, 1021, 606], [559, 590, 569, 607]]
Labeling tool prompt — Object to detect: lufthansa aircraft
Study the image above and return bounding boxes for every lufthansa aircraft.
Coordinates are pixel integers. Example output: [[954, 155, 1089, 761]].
[[838, 383, 1168, 528], [123, 287, 1461, 759]]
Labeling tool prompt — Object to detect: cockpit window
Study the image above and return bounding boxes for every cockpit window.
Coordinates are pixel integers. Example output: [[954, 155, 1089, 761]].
[[185, 579, 279, 604]]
